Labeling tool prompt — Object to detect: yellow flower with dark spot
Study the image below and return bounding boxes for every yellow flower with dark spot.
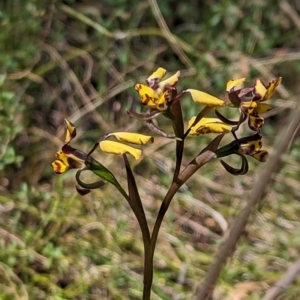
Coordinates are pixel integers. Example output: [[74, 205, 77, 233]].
[[240, 77, 282, 131], [188, 117, 232, 135], [135, 67, 180, 112], [52, 120, 154, 175], [216, 133, 268, 175], [52, 120, 86, 174]]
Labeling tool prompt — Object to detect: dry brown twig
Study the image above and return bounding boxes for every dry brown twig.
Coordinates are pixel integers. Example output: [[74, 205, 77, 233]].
[[195, 100, 300, 299], [262, 259, 300, 300]]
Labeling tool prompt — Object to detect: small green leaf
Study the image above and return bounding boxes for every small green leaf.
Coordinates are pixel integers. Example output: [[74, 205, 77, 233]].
[[87, 157, 118, 185], [85, 157, 128, 199]]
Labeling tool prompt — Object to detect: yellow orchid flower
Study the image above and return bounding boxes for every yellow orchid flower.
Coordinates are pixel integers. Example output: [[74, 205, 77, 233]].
[[52, 119, 87, 174], [237, 134, 268, 162], [135, 67, 180, 111], [216, 133, 268, 175], [238, 78, 281, 131], [52, 119, 151, 176], [52, 149, 85, 174], [135, 83, 169, 111]]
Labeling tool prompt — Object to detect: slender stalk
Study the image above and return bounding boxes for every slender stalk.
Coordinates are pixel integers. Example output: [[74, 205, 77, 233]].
[[143, 181, 182, 300], [142, 248, 153, 300]]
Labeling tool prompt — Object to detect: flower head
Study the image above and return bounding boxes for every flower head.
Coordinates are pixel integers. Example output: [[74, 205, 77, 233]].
[[135, 67, 180, 112], [52, 119, 86, 174], [52, 119, 154, 193], [227, 77, 282, 131]]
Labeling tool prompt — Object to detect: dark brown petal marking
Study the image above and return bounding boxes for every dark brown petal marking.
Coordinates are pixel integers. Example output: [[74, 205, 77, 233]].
[[249, 144, 256, 154], [239, 144, 255, 155], [228, 91, 241, 107], [248, 115, 264, 131], [52, 160, 65, 174], [67, 157, 83, 169], [259, 151, 269, 162], [62, 144, 87, 160]]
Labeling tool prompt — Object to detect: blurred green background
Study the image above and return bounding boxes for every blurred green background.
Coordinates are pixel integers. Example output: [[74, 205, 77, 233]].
[[1, 0, 300, 299]]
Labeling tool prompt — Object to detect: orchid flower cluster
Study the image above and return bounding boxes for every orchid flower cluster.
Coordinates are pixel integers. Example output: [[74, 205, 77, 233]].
[[52, 67, 281, 299]]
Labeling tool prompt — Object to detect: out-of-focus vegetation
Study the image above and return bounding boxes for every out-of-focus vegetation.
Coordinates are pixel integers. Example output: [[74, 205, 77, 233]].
[[1, 0, 300, 299]]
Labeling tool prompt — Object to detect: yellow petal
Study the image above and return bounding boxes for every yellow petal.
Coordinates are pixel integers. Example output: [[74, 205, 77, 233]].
[[263, 77, 282, 101], [248, 114, 264, 131], [52, 159, 70, 174], [99, 140, 142, 160], [256, 103, 272, 114], [188, 117, 232, 135], [253, 79, 267, 100], [239, 139, 262, 156], [226, 78, 245, 92], [157, 89, 171, 108], [146, 67, 167, 87], [240, 100, 257, 114], [52, 151, 71, 174], [187, 89, 225, 106], [135, 83, 159, 108], [252, 150, 268, 162], [106, 132, 154, 145], [64, 119, 77, 143], [158, 71, 180, 90], [56, 151, 70, 165], [187, 116, 197, 129]]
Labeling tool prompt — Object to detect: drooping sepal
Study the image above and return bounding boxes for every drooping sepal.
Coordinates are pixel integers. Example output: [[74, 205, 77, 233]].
[[220, 153, 249, 175], [75, 167, 106, 195]]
